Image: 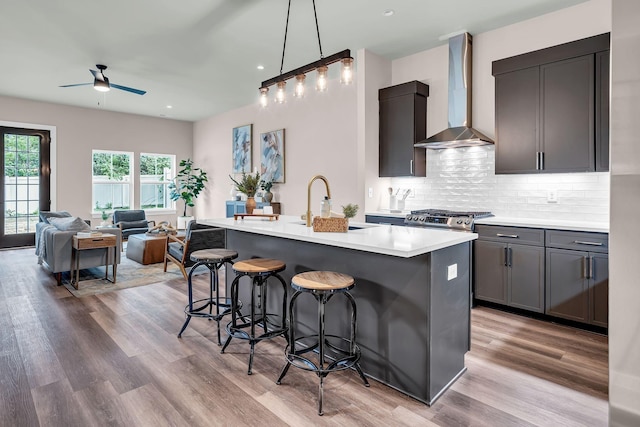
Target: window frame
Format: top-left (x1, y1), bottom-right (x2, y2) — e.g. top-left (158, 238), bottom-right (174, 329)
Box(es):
top-left (91, 149), bottom-right (134, 214)
top-left (139, 152), bottom-right (176, 212)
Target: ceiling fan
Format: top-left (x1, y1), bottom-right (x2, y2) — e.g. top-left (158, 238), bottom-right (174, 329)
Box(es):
top-left (60, 64), bottom-right (147, 95)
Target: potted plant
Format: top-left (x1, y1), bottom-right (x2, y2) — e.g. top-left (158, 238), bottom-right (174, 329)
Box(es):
top-left (169, 158), bottom-right (208, 229)
top-left (261, 180), bottom-right (274, 203)
top-left (229, 171), bottom-right (260, 213)
top-left (342, 203), bottom-right (359, 220)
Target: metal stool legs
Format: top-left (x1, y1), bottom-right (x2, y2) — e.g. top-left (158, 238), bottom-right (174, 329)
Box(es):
top-left (177, 259), bottom-right (234, 345)
top-left (277, 289), bottom-right (369, 416)
top-left (221, 270), bottom-right (288, 375)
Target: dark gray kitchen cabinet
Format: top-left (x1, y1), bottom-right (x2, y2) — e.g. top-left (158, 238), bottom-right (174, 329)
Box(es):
top-left (379, 81), bottom-right (429, 177)
top-left (545, 230), bottom-right (608, 327)
top-left (492, 33), bottom-right (610, 174)
top-left (474, 225), bottom-right (545, 312)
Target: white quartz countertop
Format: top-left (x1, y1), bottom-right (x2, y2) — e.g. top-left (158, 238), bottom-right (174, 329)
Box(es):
top-left (365, 211), bottom-right (609, 233)
top-left (199, 215), bottom-right (477, 258)
top-left (474, 216), bottom-right (609, 233)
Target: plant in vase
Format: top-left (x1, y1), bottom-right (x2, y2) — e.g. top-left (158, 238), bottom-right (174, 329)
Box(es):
top-left (260, 180), bottom-right (274, 203)
top-left (96, 202), bottom-right (113, 225)
top-left (169, 158), bottom-right (208, 229)
top-left (229, 171), bottom-right (260, 214)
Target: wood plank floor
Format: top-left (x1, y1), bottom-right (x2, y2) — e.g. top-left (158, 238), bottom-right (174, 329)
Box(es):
top-left (0, 248), bottom-right (608, 426)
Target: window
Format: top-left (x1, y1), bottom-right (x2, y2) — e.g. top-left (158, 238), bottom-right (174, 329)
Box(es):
top-left (140, 153), bottom-right (175, 209)
top-left (92, 150), bottom-right (133, 212)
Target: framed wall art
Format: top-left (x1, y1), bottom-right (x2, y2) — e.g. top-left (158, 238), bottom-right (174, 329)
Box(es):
top-left (260, 128), bottom-right (285, 183)
top-left (232, 124), bottom-right (252, 173)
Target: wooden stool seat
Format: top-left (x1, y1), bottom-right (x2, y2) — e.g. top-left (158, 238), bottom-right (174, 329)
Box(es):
top-left (292, 271), bottom-right (354, 291)
top-left (190, 249), bottom-right (238, 263)
top-left (232, 258), bottom-right (286, 274)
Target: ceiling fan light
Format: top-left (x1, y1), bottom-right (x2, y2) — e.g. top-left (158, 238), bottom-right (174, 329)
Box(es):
top-left (316, 65), bottom-right (328, 92)
top-left (340, 57), bottom-right (354, 85)
top-left (94, 79), bottom-right (110, 92)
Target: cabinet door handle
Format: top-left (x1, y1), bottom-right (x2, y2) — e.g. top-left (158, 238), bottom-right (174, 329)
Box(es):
top-left (504, 247), bottom-right (509, 267)
top-left (496, 233), bottom-right (519, 239)
top-left (540, 151), bottom-right (544, 170)
top-left (573, 240), bottom-right (604, 246)
top-left (536, 152), bottom-right (540, 170)
top-left (508, 247), bottom-right (513, 267)
top-left (582, 256), bottom-right (589, 279)
top-left (588, 256), bottom-right (594, 279)
top-left (410, 159), bottom-right (414, 175)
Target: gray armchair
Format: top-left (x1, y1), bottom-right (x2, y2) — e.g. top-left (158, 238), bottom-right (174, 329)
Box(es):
top-left (113, 209), bottom-right (155, 239)
top-left (163, 220), bottom-right (225, 279)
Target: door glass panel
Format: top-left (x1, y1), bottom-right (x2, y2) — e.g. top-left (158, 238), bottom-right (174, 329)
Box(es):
top-left (4, 132), bottom-right (40, 235)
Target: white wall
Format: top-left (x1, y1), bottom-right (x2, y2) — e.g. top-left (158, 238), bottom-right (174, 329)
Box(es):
top-left (610, 1), bottom-right (640, 424)
top-left (0, 95), bottom-right (193, 224)
top-left (384, 0), bottom-right (611, 222)
top-left (194, 77), bottom-right (359, 220)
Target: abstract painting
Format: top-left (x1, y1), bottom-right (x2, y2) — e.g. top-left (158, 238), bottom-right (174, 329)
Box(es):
top-left (260, 129), bottom-right (285, 183)
top-left (232, 124), bottom-right (252, 173)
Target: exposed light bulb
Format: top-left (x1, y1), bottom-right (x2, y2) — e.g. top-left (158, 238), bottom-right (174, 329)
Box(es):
top-left (340, 57), bottom-right (353, 85)
top-left (259, 87), bottom-right (269, 108)
top-left (294, 74), bottom-right (306, 98)
top-left (316, 65), bottom-right (328, 92)
top-left (275, 81), bottom-right (286, 104)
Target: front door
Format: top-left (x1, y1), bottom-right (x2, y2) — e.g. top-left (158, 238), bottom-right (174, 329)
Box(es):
top-left (0, 126), bottom-right (51, 248)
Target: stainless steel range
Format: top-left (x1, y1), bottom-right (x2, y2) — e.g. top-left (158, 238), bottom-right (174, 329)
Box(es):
top-left (404, 209), bottom-right (493, 232)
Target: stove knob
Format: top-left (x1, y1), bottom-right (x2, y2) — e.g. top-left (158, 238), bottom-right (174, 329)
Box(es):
top-left (412, 215), bottom-right (419, 221)
top-left (464, 219), bottom-right (472, 225)
top-left (456, 219), bottom-right (463, 224)
top-left (419, 217), bottom-right (426, 222)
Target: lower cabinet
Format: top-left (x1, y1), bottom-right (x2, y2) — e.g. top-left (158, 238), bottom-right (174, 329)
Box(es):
top-left (545, 230), bottom-right (609, 327)
top-left (474, 225), bottom-right (609, 328)
top-left (474, 226), bottom-right (545, 313)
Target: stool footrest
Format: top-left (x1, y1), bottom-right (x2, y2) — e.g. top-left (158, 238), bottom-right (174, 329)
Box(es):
top-left (284, 334), bottom-right (362, 374)
top-left (183, 297), bottom-right (238, 320)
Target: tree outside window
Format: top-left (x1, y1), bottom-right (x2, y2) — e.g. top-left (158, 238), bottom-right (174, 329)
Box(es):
top-left (92, 150), bottom-right (132, 212)
top-left (140, 153), bottom-right (174, 209)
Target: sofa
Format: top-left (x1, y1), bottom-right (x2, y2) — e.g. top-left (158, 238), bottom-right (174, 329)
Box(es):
top-left (36, 212), bottom-right (122, 285)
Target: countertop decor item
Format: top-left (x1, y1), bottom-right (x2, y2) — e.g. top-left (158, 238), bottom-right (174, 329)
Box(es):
top-left (342, 203), bottom-right (359, 219)
top-left (257, 0), bottom-right (353, 108)
top-left (230, 171), bottom-right (261, 214)
top-left (169, 158), bottom-right (208, 218)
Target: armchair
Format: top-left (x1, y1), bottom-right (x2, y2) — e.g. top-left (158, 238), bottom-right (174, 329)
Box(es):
top-left (113, 210), bottom-right (155, 239)
top-left (164, 220), bottom-right (226, 279)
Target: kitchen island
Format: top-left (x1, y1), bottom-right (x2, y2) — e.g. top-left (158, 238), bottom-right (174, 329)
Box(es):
top-left (200, 215), bottom-right (477, 405)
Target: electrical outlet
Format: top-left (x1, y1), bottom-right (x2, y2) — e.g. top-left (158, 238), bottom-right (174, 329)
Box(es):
top-left (368, 187), bottom-right (373, 198)
top-left (447, 264), bottom-right (458, 281)
top-left (547, 189), bottom-right (558, 203)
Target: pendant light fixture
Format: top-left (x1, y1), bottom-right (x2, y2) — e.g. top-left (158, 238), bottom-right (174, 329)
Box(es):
top-left (258, 0), bottom-right (353, 107)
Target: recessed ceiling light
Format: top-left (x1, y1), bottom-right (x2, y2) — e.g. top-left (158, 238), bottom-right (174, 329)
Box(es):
top-left (382, 9), bottom-right (394, 17)
top-left (257, 65), bottom-right (265, 70)
top-left (166, 105), bottom-right (173, 109)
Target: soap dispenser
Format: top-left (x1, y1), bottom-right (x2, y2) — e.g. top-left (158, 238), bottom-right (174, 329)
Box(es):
top-left (320, 196), bottom-right (332, 218)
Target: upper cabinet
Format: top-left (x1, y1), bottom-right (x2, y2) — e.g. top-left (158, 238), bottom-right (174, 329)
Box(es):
top-left (379, 81), bottom-right (429, 177)
top-left (492, 33), bottom-right (610, 174)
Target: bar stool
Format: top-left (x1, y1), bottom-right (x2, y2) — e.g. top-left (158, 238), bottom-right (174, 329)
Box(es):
top-left (221, 258), bottom-right (288, 375)
top-left (177, 248), bottom-right (239, 345)
top-left (276, 271), bottom-right (369, 416)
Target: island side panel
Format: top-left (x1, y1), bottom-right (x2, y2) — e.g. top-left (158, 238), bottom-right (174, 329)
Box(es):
top-left (225, 229), bottom-right (470, 404)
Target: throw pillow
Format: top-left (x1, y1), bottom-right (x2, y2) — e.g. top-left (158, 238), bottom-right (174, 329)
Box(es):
top-left (39, 211), bottom-right (72, 224)
top-left (118, 220), bottom-right (150, 229)
top-left (49, 216), bottom-right (92, 232)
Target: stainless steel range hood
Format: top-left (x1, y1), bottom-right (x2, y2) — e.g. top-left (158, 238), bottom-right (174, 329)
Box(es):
top-left (414, 32), bottom-right (494, 149)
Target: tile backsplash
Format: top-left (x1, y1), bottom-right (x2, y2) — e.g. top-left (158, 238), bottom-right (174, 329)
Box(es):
top-left (389, 146), bottom-right (610, 223)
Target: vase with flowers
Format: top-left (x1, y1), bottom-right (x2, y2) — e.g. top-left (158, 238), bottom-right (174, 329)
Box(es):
top-left (261, 180), bottom-right (274, 203)
top-left (230, 171), bottom-right (261, 214)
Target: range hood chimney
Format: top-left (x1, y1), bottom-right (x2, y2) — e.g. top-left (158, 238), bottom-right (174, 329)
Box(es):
top-left (414, 32), bottom-right (494, 149)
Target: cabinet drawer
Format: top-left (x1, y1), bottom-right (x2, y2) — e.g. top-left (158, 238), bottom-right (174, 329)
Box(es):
top-left (475, 225), bottom-right (544, 246)
top-left (546, 230), bottom-right (608, 253)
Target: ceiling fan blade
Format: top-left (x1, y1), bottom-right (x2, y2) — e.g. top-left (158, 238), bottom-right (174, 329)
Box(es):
top-left (110, 83), bottom-right (147, 96)
top-left (59, 83), bottom-right (93, 88)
